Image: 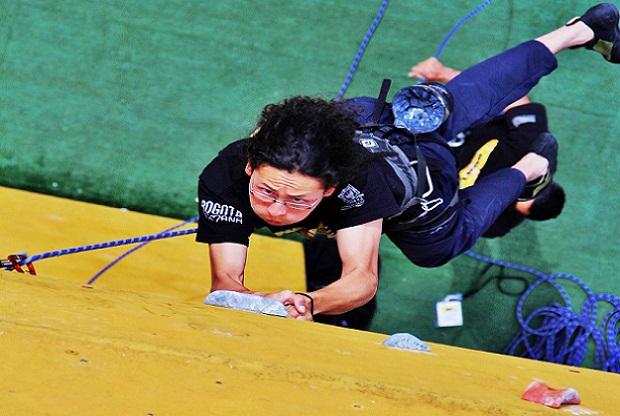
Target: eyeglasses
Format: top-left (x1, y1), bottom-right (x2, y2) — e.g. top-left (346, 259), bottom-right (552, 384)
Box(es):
top-left (249, 176), bottom-right (320, 210)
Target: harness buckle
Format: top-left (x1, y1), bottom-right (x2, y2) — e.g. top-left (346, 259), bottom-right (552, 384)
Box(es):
top-left (1, 254), bottom-right (36, 275)
top-left (420, 197), bottom-right (444, 212)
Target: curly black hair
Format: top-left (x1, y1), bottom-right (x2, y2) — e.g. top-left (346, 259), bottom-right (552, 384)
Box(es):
top-left (247, 96), bottom-right (366, 187)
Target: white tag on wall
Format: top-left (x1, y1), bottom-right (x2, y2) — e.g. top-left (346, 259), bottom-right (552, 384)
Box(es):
top-left (435, 294), bottom-right (464, 327)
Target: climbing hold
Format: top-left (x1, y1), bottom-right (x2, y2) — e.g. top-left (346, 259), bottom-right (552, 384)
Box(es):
top-left (521, 380), bottom-right (580, 408)
top-left (383, 333), bottom-right (431, 352)
top-left (205, 290), bottom-right (288, 317)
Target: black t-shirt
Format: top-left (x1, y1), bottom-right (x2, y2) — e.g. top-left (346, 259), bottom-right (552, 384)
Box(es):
top-left (196, 96), bottom-right (458, 246)
top-left (196, 139), bottom-right (403, 246)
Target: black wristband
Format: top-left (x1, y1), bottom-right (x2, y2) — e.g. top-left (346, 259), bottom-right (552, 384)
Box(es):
top-left (295, 292), bottom-right (314, 315)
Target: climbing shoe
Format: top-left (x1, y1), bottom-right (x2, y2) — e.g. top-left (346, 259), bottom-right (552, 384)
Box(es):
top-left (517, 132), bottom-right (558, 201)
top-left (568, 3), bottom-right (620, 63)
top-left (518, 170), bottom-right (552, 202)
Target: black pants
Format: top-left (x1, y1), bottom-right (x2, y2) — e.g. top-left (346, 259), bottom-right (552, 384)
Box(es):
top-left (303, 235), bottom-right (377, 329)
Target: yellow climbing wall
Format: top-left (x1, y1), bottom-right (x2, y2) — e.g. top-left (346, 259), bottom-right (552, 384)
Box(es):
top-left (2, 186), bottom-right (620, 415)
top-left (3, 269), bottom-right (620, 415)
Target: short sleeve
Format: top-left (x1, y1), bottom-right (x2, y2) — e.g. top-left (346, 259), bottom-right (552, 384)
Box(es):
top-left (196, 179), bottom-right (254, 246)
top-left (195, 142), bottom-right (255, 246)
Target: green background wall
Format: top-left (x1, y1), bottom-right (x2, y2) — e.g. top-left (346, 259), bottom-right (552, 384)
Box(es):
top-left (2, 0), bottom-right (619, 364)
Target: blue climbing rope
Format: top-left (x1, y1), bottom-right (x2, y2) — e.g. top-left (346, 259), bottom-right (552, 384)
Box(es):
top-left (434, 0), bottom-right (494, 59)
top-left (335, 0), bottom-right (389, 100)
top-left (84, 216), bottom-right (199, 286)
top-left (336, 0), bottom-right (494, 96)
top-left (18, 228), bottom-right (197, 266)
top-left (465, 250), bottom-right (620, 372)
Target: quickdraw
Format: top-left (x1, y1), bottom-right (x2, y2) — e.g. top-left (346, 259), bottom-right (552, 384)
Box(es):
top-left (1, 254), bottom-right (36, 275)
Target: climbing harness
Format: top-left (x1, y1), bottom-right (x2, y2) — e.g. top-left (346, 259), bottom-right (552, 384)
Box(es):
top-left (352, 78), bottom-right (460, 231)
top-left (337, 0), bottom-right (490, 229)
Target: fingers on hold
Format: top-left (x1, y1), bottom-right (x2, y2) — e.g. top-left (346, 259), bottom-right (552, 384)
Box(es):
top-left (285, 305), bottom-right (300, 318)
top-left (293, 298), bottom-right (306, 314)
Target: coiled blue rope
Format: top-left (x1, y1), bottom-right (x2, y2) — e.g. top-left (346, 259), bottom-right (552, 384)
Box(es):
top-left (465, 250), bottom-right (620, 372)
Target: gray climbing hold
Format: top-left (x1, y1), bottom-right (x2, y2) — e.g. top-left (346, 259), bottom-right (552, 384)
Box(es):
top-left (204, 290), bottom-right (288, 317)
top-left (383, 333), bottom-right (431, 352)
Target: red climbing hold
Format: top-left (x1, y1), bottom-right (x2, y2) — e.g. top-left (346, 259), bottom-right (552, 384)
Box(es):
top-left (522, 380), bottom-right (580, 408)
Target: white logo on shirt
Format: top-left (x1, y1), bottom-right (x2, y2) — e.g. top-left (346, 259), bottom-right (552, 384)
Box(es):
top-left (201, 200), bottom-right (243, 224)
top-left (338, 184), bottom-right (365, 210)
